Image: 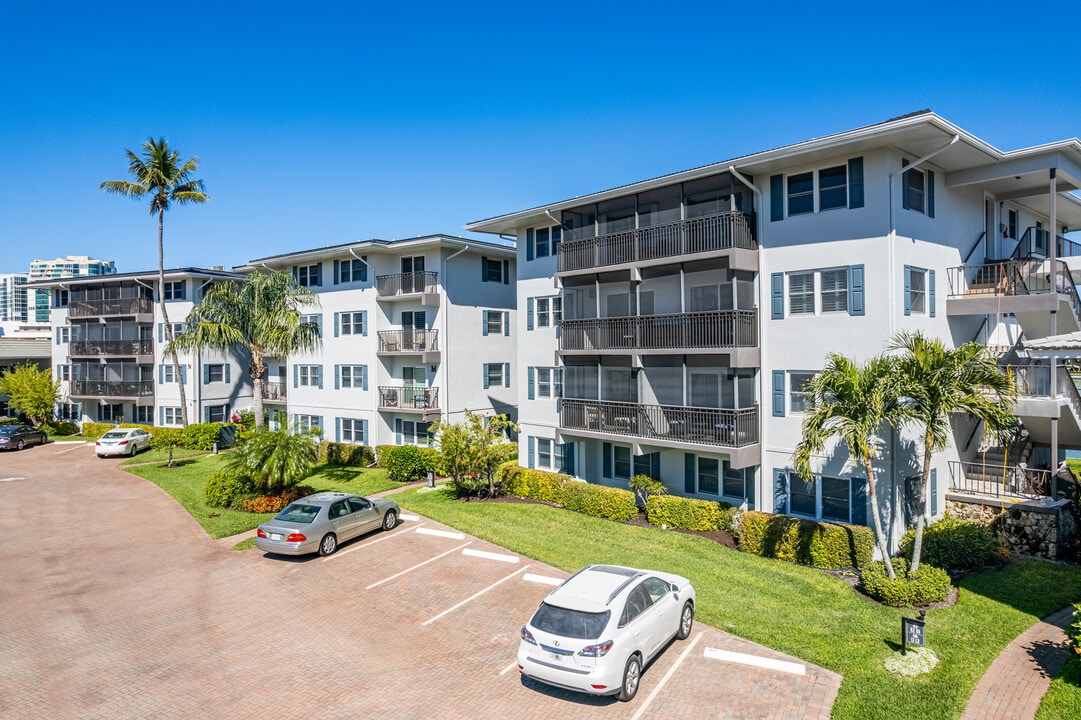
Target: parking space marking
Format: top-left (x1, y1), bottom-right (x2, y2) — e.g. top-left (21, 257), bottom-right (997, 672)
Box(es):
top-left (499, 660), bottom-right (518, 677)
top-left (523, 573), bottom-right (563, 586)
top-left (0, 477), bottom-right (26, 482)
top-left (323, 523), bottom-right (426, 561)
top-left (422, 565), bottom-right (530, 626)
top-left (703, 647), bottom-right (805, 676)
top-left (462, 548), bottom-right (518, 563)
top-left (400, 513), bottom-right (420, 522)
top-left (366, 542), bottom-right (472, 590)
top-left (630, 632), bottom-right (703, 720)
top-left (54, 444), bottom-right (88, 454)
top-left (415, 527), bottom-right (465, 540)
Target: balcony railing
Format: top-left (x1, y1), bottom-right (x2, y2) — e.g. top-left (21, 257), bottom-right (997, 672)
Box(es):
top-left (376, 271), bottom-right (438, 297)
top-left (1003, 363), bottom-right (1081, 421)
top-left (261, 381), bottom-right (288, 402)
top-left (377, 329), bottom-right (440, 353)
top-left (560, 398), bottom-right (758, 448)
top-left (69, 297), bottom-right (154, 318)
top-left (378, 386), bottom-right (439, 410)
top-left (69, 339), bottom-right (154, 357)
top-left (70, 380), bottom-right (154, 398)
top-left (558, 211), bottom-right (756, 273)
top-left (948, 460), bottom-right (1050, 500)
top-left (560, 310), bottom-right (757, 352)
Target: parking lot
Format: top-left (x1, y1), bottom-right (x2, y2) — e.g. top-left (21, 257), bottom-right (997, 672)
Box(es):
top-left (0, 442), bottom-right (840, 719)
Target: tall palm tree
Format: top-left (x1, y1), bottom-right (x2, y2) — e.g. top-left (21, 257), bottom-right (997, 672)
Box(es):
top-left (890, 331), bottom-right (1017, 573)
top-left (793, 354), bottom-right (905, 579)
top-left (168, 270), bottom-right (321, 428)
top-left (100, 138), bottom-right (209, 426)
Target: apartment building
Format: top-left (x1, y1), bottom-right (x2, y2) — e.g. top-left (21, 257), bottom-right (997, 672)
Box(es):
top-left (466, 110), bottom-right (1081, 549)
top-left (0, 274), bottom-right (30, 323)
top-left (30, 267), bottom-right (254, 425)
top-left (240, 235), bottom-right (516, 446)
top-left (29, 256), bottom-right (117, 323)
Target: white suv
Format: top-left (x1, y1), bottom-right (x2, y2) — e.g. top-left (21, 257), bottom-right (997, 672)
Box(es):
top-left (517, 564), bottom-right (695, 702)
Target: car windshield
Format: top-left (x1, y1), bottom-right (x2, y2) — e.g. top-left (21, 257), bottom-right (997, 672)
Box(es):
top-left (0, 427), bottom-right (17, 435)
top-left (273, 504), bottom-right (321, 524)
top-left (530, 603), bottom-right (610, 640)
top-left (102, 431), bottom-right (128, 439)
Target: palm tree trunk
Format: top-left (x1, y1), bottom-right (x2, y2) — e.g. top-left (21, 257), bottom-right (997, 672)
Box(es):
top-left (249, 348), bottom-right (266, 429)
top-left (909, 440), bottom-right (935, 574)
top-left (863, 454), bottom-right (897, 579)
top-left (157, 207), bottom-right (189, 427)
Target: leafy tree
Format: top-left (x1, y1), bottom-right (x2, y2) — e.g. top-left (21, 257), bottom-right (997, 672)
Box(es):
top-left (431, 411), bottom-right (518, 497)
top-left (101, 138), bottom-right (209, 427)
top-left (223, 427), bottom-right (317, 493)
top-left (890, 331), bottom-right (1016, 573)
top-left (793, 354), bottom-right (905, 579)
top-left (167, 270), bottom-right (321, 428)
top-left (629, 474), bottom-right (667, 508)
top-left (0, 363), bottom-right (60, 426)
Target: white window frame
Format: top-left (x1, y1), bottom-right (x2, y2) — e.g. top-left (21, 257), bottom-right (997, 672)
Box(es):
top-left (486, 311), bottom-right (504, 336)
top-left (486, 362), bottom-right (504, 387)
top-left (788, 474), bottom-right (853, 524)
top-left (163, 280), bottom-right (185, 301)
top-left (613, 445), bottom-right (631, 480)
top-left (298, 365), bottom-right (320, 387)
top-left (205, 364), bottom-right (224, 383)
top-left (537, 438), bottom-right (554, 469)
top-left (341, 418), bottom-right (366, 444)
top-left (909, 268), bottom-right (928, 314)
top-left (789, 371), bottom-right (815, 413)
top-left (163, 407), bottom-right (182, 426)
top-left (341, 311), bottom-right (365, 336)
top-left (297, 414), bottom-right (322, 433)
top-left (341, 365), bottom-right (365, 389)
top-left (297, 264), bottom-right (321, 287)
top-left (162, 365), bottom-right (175, 383)
top-left (339, 259), bottom-right (365, 284)
top-left (788, 268), bottom-right (849, 316)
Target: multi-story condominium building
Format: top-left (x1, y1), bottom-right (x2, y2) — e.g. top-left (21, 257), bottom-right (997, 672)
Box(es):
top-left (240, 235), bottom-right (516, 447)
top-left (0, 273), bottom-right (30, 322)
top-left (29, 256), bottom-right (117, 323)
top-left (466, 110), bottom-right (1081, 549)
top-left (30, 267), bottom-right (253, 425)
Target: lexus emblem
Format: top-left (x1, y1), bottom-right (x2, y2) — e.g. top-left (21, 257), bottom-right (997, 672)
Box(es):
top-left (553, 640), bottom-right (560, 647)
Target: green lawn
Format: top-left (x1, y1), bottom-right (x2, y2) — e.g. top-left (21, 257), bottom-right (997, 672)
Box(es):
top-left (125, 456), bottom-right (399, 539)
top-left (1038, 659), bottom-right (1081, 719)
top-left (120, 446), bottom-right (207, 465)
top-left (397, 486), bottom-right (1081, 720)
top-left (48, 436), bottom-right (87, 442)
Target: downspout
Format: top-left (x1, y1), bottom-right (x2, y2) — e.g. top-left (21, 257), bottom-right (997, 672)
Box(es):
top-left (442, 243), bottom-right (471, 425)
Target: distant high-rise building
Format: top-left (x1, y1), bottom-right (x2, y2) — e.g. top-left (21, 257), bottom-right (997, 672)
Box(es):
top-left (0, 274), bottom-right (30, 322)
top-left (27, 256), bottom-right (117, 323)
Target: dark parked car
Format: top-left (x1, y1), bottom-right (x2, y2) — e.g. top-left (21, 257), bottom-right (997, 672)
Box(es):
top-left (0, 425), bottom-right (48, 450)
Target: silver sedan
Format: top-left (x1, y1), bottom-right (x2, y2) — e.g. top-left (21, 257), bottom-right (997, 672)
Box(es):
top-left (255, 492), bottom-right (400, 557)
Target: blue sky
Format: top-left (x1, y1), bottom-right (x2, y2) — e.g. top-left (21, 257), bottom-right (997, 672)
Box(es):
top-left (2, 0), bottom-right (1080, 274)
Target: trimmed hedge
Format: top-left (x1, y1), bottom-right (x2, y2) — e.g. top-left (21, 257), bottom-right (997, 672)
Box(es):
top-left (385, 445), bottom-right (438, 483)
top-left (498, 461), bottom-right (568, 504)
top-left (860, 558), bottom-right (951, 607)
top-left (736, 511), bottom-right (875, 569)
top-left (900, 515), bottom-right (1000, 573)
top-left (149, 427), bottom-right (184, 449)
top-left (205, 470), bottom-right (253, 509)
top-left (646, 494), bottom-right (736, 532)
top-left (180, 423), bottom-right (227, 451)
top-left (81, 421), bottom-right (147, 439)
top-left (80, 421), bottom-right (223, 451)
top-left (374, 445), bottom-right (396, 468)
top-left (44, 420), bottom-right (79, 436)
top-left (318, 441), bottom-right (376, 467)
top-left (562, 480), bottom-right (638, 522)
top-left (0, 418), bottom-right (22, 426)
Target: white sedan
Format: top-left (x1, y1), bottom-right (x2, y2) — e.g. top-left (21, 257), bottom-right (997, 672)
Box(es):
top-left (95, 428), bottom-right (153, 457)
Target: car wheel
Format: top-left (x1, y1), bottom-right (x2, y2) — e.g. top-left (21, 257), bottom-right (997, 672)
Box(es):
top-left (129, 443), bottom-right (136, 456)
top-left (617, 654), bottom-right (642, 702)
top-left (318, 533), bottom-right (338, 556)
top-left (16, 440), bottom-right (24, 450)
top-left (677, 601), bottom-right (694, 640)
top-left (382, 510), bottom-right (398, 531)
top-left (40, 434), bottom-right (48, 446)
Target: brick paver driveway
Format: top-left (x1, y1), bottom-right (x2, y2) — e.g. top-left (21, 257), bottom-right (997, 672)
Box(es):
top-left (0, 444), bottom-right (840, 719)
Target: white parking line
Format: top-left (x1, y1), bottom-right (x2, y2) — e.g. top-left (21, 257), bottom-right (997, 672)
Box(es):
top-left (499, 660), bottom-right (519, 677)
top-left (462, 548), bottom-right (519, 563)
top-left (400, 513), bottom-right (420, 521)
top-left (0, 477), bottom-right (26, 482)
top-left (523, 573), bottom-right (563, 586)
top-left (54, 444), bottom-right (88, 454)
top-left (422, 565), bottom-right (530, 626)
top-left (323, 523), bottom-right (426, 561)
top-left (630, 632), bottom-right (703, 720)
top-left (415, 527), bottom-right (466, 539)
top-left (366, 542), bottom-right (472, 589)
top-left (703, 647), bottom-right (806, 676)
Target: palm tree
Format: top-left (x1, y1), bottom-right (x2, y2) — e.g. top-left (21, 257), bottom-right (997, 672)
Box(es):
top-left (890, 331), bottom-right (1017, 573)
top-left (224, 427), bottom-right (318, 493)
top-left (168, 270), bottom-right (321, 428)
top-left (100, 138), bottom-right (209, 427)
top-left (793, 354), bottom-right (905, 579)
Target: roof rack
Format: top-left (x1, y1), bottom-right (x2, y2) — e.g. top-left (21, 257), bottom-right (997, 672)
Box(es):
top-left (606, 572), bottom-right (646, 606)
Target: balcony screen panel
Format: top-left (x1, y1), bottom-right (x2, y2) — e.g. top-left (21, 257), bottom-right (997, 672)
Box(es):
top-left (684, 173), bottom-right (733, 218)
top-left (637, 185), bottom-right (681, 228)
top-left (603, 369), bottom-right (636, 403)
top-left (597, 197), bottom-right (636, 236)
top-left (645, 367), bottom-right (683, 406)
top-left (736, 372), bottom-right (756, 409)
top-left (561, 207), bottom-right (596, 240)
top-left (690, 373), bottom-right (719, 408)
top-left (605, 293), bottom-right (632, 317)
top-left (564, 365), bottom-right (598, 400)
top-left (689, 285), bottom-right (719, 312)
top-left (735, 277), bottom-right (755, 310)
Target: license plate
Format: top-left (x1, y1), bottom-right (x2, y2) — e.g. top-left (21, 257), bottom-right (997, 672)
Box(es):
top-left (548, 653), bottom-right (562, 662)
top-left (269, 533), bottom-right (283, 541)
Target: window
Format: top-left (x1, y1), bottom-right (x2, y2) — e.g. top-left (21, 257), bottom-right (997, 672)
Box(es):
top-left (787, 172), bottom-right (814, 216)
top-left (819, 269), bottom-right (848, 313)
top-left (57, 403), bottom-right (80, 420)
top-left (537, 298), bottom-right (550, 327)
top-left (788, 272), bottom-right (814, 315)
top-left (161, 364), bottom-right (175, 383)
top-left (338, 311), bottom-right (366, 336)
top-left (296, 414), bottom-right (323, 433)
top-left (783, 267), bottom-right (859, 317)
top-left (341, 418), bottom-right (367, 444)
top-left (134, 406), bottom-right (153, 424)
top-left (527, 225), bottom-right (562, 260)
top-left (613, 446), bottom-right (631, 480)
top-left (484, 362), bottom-right (509, 388)
top-left (908, 268), bottom-right (927, 314)
top-left (529, 367), bottom-right (562, 399)
top-left (338, 258), bottom-right (366, 284)
top-left (818, 165), bottom-right (847, 210)
top-left (482, 257), bottom-right (505, 283)
top-left (56, 364), bottom-right (70, 381)
top-left (205, 364), bottom-right (224, 383)
top-left (1008, 209), bottom-right (1018, 240)
top-left (399, 419), bottom-right (431, 446)
top-left (787, 473), bottom-right (852, 522)
top-left (296, 263), bottom-right (321, 287)
top-left (340, 365), bottom-right (366, 389)
top-left (97, 403), bottom-right (123, 422)
top-left (904, 167), bottom-right (925, 213)
top-left (619, 585), bottom-right (652, 627)
top-left (301, 314), bottom-right (322, 338)
top-left (537, 438), bottom-right (553, 469)
top-left (57, 327), bottom-right (69, 344)
top-left (535, 228), bottom-right (550, 258)
top-left (789, 372), bottom-right (815, 412)
top-left (486, 311), bottom-right (504, 336)
top-left (552, 297), bottom-right (562, 324)
top-left (722, 463), bottom-right (747, 500)
top-left (698, 458), bottom-right (719, 495)
top-left (537, 368), bottom-right (551, 397)
top-left (297, 365), bottom-right (322, 388)
top-left (53, 289), bottom-right (69, 308)
top-left (163, 281), bottom-right (185, 300)
top-left (821, 477), bottom-right (851, 523)
top-left (163, 407), bottom-right (182, 426)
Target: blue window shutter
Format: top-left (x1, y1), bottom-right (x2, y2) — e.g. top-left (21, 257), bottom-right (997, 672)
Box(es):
top-left (395, 418), bottom-right (402, 445)
top-left (158, 323), bottom-right (163, 343)
top-left (771, 273), bottom-right (784, 319)
top-left (483, 364), bottom-right (490, 389)
top-left (848, 157), bottom-right (864, 209)
top-left (293, 413), bottom-right (298, 430)
top-left (852, 477), bottom-right (868, 526)
top-left (203, 365), bottom-right (210, 384)
top-left (565, 444), bottom-right (576, 476)
top-left (158, 406), bottom-right (164, 425)
top-left (361, 419), bottom-right (368, 445)
top-left (314, 263), bottom-right (322, 287)
top-left (928, 170), bottom-right (935, 218)
top-left (224, 364), bottom-right (230, 384)
top-left (55, 328), bottom-right (60, 345)
top-left (503, 260), bottom-right (509, 285)
top-left (929, 269), bottom-right (936, 317)
top-left (334, 312), bottom-right (340, 337)
top-left (360, 257), bottom-right (368, 282)
top-left (334, 364), bottom-right (340, 390)
top-left (333, 260), bottom-right (340, 285)
top-left (527, 366), bottom-right (535, 400)
top-left (848, 265), bottom-right (865, 316)
top-left (745, 467), bottom-right (756, 510)
top-left (603, 442), bottom-right (612, 478)
top-left (526, 228), bottom-right (534, 261)
top-left (293, 365), bottom-right (298, 389)
top-left (773, 469), bottom-right (789, 514)
top-left (504, 362), bottom-right (510, 388)
top-left (770, 174), bottom-right (784, 221)
top-left (316, 366), bottom-right (323, 390)
top-left (204, 406), bottom-right (211, 423)
top-left (335, 417), bottom-right (341, 442)
top-left (685, 453), bottom-right (695, 494)
top-left (772, 370), bottom-right (786, 417)
top-left (361, 311), bottom-right (367, 337)
top-left (158, 365), bottom-right (164, 384)
top-left (503, 311), bottom-right (510, 336)
top-left (527, 297), bottom-right (534, 330)
top-left (903, 265), bottom-right (912, 316)
top-left (291, 265), bottom-right (298, 282)
top-left (180, 366), bottom-right (187, 384)
top-left (901, 161), bottom-right (911, 210)
top-left (527, 436), bottom-right (535, 468)
top-left (362, 365), bottom-right (368, 391)
top-left (481, 257), bottom-right (488, 282)
top-left (930, 468), bottom-right (939, 516)
top-left (482, 310), bottom-right (489, 336)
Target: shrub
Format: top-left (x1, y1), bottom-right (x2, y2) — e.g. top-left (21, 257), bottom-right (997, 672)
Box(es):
top-left (498, 461), bottom-right (567, 504)
top-left (418, 447), bottom-right (443, 476)
top-left (43, 420), bottom-right (79, 436)
top-left (0, 418), bottom-right (22, 427)
top-left (318, 441), bottom-right (376, 467)
top-left (900, 514), bottom-right (1000, 573)
top-left (205, 470), bottom-right (253, 509)
top-left (374, 445), bottom-right (396, 467)
top-left (149, 426), bottom-right (184, 449)
top-left (736, 511), bottom-right (875, 569)
top-left (629, 473), bottom-right (667, 507)
top-left (562, 481), bottom-right (638, 522)
top-left (384, 445), bottom-right (436, 483)
top-left (238, 488), bottom-right (305, 514)
top-left (81, 421), bottom-right (153, 439)
top-left (646, 495), bottom-right (736, 532)
top-left (181, 422), bottom-right (226, 451)
top-left (860, 558), bottom-right (951, 607)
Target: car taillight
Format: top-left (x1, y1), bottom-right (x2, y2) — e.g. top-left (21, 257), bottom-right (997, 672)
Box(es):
top-left (95, 441), bottom-right (101, 446)
top-left (579, 640), bottom-right (613, 657)
top-left (286, 533), bottom-right (307, 542)
top-left (256, 529), bottom-right (267, 539)
top-left (520, 627), bottom-right (537, 645)
top-left (118, 440), bottom-right (128, 445)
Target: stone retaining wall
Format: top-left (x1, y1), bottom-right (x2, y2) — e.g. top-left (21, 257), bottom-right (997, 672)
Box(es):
top-left (946, 495), bottom-right (1077, 559)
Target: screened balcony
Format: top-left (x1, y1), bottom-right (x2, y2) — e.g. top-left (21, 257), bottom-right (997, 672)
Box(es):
top-left (69, 285), bottom-right (155, 319)
top-left (560, 399), bottom-right (758, 449)
top-left (560, 310), bottom-right (756, 353)
top-left (261, 381), bottom-right (288, 402)
top-left (69, 339), bottom-right (154, 359)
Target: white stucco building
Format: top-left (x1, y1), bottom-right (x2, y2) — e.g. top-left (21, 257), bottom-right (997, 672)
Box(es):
top-left (466, 110), bottom-right (1081, 549)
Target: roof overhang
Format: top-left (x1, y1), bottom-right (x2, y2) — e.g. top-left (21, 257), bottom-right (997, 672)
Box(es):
top-left (25, 267), bottom-right (245, 290)
top-left (238, 234), bottom-right (515, 271)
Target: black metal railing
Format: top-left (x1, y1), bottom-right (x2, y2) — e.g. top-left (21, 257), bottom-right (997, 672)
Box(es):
top-left (378, 386), bottom-right (439, 410)
top-left (69, 297), bottom-right (154, 318)
top-left (1010, 226), bottom-right (1081, 261)
top-left (376, 271), bottom-right (438, 297)
top-left (947, 258), bottom-right (1081, 315)
top-left (377, 329), bottom-right (440, 353)
top-left (261, 381), bottom-right (288, 401)
top-left (69, 380), bottom-right (154, 398)
top-left (69, 339), bottom-right (154, 357)
top-left (558, 211), bottom-right (756, 273)
top-left (560, 310), bottom-right (757, 351)
top-left (560, 398), bottom-right (758, 448)
top-left (948, 460), bottom-right (1049, 499)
